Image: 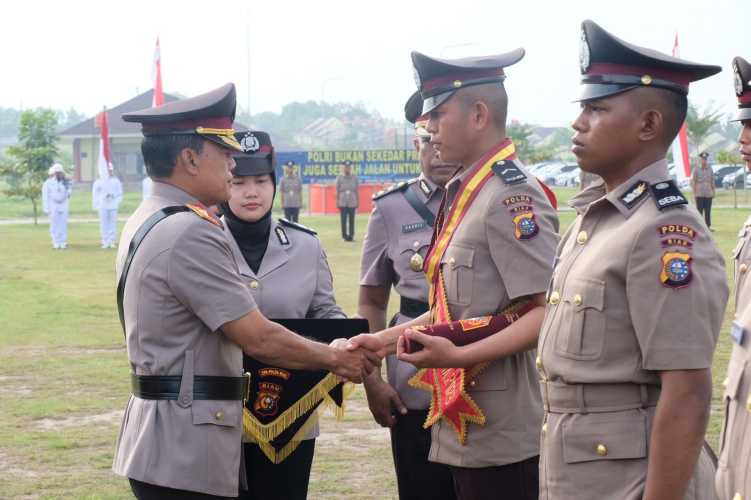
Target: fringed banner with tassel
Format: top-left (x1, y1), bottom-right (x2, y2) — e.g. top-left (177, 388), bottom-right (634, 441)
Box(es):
top-left (242, 318), bottom-right (368, 463)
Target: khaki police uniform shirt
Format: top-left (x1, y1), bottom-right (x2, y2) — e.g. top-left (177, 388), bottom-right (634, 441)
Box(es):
top-left (537, 160), bottom-right (727, 500)
top-left (360, 174), bottom-right (443, 409)
top-left (223, 217), bottom-right (345, 440)
top-left (691, 165), bottom-right (715, 198)
top-left (112, 182), bottom-right (257, 497)
top-left (336, 174), bottom-right (359, 208)
top-left (716, 214), bottom-right (751, 500)
top-left (279, 175), bottom-right (303, 208)
top-left (429, 155), bottom-right (559, 467)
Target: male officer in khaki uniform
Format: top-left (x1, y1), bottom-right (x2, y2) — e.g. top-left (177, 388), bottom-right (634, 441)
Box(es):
top-left (716, 55), bottom-right (751, 500)
top-left (691, 151), bottom-right (716, 229)
top-left (351, 49), bottom-right (559, 499)
top-left (536, 20), bottom-right (727, 500)
top-left (112, 83), bottom-right (377, 499)
top-left (336, 160), bottom-right (359, 241)
top-left (279, 160), bottom-right (302, 222)
top-left (359, 91), bottom-right (459, 500)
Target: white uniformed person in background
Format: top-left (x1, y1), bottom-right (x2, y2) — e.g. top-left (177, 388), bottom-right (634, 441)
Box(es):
top-left (359, 91), bottom-right (460, 500)
top-left (716, 55), bottom-right (751, 500)
top-left (336, 160), bottom-right (359, 241)
top-left (536, 20), bottom-right (727, 500)
top-left (690, 151), bottom-right (715, 230)
top-left (42, 163), bottom-right (72, 249)
top-left (113, 83), bottom-right (380, 500)
top-left (279, 160), bottom-right (303, 222)
top-left (220, 130), bottom-right (346, 500)
top-left (92, 164), bottom-right (123, 248)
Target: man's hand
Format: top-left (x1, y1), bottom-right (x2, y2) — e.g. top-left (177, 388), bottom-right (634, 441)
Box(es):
top-left (397, 328), bottom-right (462, 368)
top-left (346, 333), bottom-right (388, 359)
top-left (364, 374), bottom-right (407, 428)
top-left (330, 339), bottom-right (379, 384)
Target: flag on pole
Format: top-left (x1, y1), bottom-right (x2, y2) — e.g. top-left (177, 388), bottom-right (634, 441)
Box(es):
top-left (152, 37), bottom-right (164, 107)
top-left (95, 109), bottom-right (111, 180)
top-left (670, 34), bottom-right (691, 184)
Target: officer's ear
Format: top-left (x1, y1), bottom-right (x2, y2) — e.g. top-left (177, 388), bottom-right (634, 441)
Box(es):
top-left (637, 108), bottom-right (663, 144)
top-left (178, 148), bottom-right (201, 176)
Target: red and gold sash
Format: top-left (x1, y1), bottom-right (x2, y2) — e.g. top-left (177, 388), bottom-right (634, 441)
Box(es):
top-left (412, 140), bottom-right (516, 444)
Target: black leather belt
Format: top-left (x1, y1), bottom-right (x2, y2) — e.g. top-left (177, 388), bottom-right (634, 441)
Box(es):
top-left (400, 297), bottom-right (429, 318)
top-left (131, 373), bottom-right (251, 401)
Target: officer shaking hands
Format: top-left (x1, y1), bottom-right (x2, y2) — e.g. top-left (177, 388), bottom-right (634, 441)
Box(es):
top-left (111, 83), bottom-right (381, 500)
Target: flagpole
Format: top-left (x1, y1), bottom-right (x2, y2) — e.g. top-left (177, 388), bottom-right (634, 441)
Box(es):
top-left (246, 20), bottom-right (251, 118)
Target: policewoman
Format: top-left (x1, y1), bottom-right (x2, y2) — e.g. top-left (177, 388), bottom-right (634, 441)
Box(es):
top-left (536, 21), bottom-right (727, 500)
top-left (221, 130), bottom-right (346, 500)
top-left (716, 56), bottom-right (751, 500)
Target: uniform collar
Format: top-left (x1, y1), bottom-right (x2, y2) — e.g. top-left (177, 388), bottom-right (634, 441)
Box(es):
top-left (417, 173), bottom-right (443, 203)
top-left (151, 181), bottom-right (202, 206)
top-left (571, 159), bottom-right (671, 218)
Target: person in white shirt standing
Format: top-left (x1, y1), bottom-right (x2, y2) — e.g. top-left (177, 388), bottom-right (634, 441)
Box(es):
top-left (42, 163), bottom-right (72, 249)
top-left (92, 164), bottom-right (123, 248)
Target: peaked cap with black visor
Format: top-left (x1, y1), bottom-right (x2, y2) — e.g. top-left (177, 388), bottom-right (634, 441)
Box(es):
top-left (232, 130), bottom-right (275, 178)
top-left (577, 20), bottom-right (721, 102)
top-left (122, 83), bottom-right (243, 152)
top-left (412, 48), bottom-right (525, 116)
top-left (731, 56), bottom-right (751, 122)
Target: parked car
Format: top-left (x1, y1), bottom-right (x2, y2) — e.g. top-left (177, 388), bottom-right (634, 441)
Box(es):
top-left (721, 167), bottom-right (746, 189)
top-left (554, 165), bottom-right (581, 186)
top-left (713, 164), bottom-right (741, 188)
top-left (543, 163), bottom-right (577, 185)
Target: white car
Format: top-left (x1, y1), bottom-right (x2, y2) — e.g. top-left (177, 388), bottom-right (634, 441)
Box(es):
top-left (554, 165), bottom-right (581, 186)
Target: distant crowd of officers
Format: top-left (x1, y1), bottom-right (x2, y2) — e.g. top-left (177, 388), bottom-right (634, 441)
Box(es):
top-left (44, 16), bottom-right (751, 500)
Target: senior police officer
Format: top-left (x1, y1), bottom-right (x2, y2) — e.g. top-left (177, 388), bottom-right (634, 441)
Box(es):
top-left (690, 151), bottom-right (715, 230)
top-left (536, 21), bottom-right (727, 500)
top-left (336, 160), bottom-right (359, 241)
top-left (359, 91), bottom-right (460, 500)
top-left (112, 83), bottom-right (378, 500)
top-left (716, 55), bottom-right (751, 500)
top-left (351, 48), bottom-right (560, 499)
top-left (279, 160), bottom-right (303, 222)
top-left (42, 163), bottom-right (72, 249)
top-left (92, 164), bottom-right (124, 248)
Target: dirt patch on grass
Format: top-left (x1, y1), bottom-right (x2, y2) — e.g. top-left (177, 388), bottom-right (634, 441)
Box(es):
top-left (36, 410), bottom-right (123, 430)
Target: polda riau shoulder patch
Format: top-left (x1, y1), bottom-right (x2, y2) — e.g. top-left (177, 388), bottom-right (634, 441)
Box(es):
top-left (185, 203), bottom-right (222, 227)
top-left (649, 180), bottom-right (688, 211)
top-left (492, 160), bottom-right (527, 185)
top-left (619, 180), bottom-right (648, 209)
top-left (512, 211), bottom-right (539, 240)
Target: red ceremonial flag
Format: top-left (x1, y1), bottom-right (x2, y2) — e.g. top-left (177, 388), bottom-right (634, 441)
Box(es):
top-left (152, 37), bottom-right (164, 107)
top-left (670, 33), bottom-right (691, 183)
top-left (95, 109), bottom-right (111, 180)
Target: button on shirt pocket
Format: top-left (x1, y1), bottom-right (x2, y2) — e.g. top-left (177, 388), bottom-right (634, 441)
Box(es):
top-left (554, 278), bottom-right (606, 360)
top-left (398, 235), bottom-right (430, 280)
top-left (441, 245), bottom-right (475, 306)
top-left (562, 412), bottom-right (647, 464)
top-left (192, 400), bottom-right (242, 428)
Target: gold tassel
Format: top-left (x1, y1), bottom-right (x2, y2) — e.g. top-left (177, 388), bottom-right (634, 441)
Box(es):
top-left (255, 413), bottom-right (320, 464)
top-left (243, 372), bottom-right (342, 443)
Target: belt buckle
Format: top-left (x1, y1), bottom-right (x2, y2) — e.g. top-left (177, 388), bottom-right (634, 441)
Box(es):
top-left (242, 372), bottom-right (252, 402)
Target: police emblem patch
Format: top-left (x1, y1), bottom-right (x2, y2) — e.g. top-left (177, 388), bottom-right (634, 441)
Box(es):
top-left (660, 251), bottom-right (692, 288)
top-left (579, 26), bottom-right (591, 73)
top-left (512, 212), bottom-right (539, 240)
top-left (240, 132), bottom-right (260, 153)
top-left (254, 381), bottom-right (282, 417)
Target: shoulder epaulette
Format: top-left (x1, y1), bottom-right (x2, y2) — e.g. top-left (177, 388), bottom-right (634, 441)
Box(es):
top-left (185, 203), bottom-right (222, 227)
top-left (648, 180), bottom-right (688, 211)
top-left (491, 159), bottom-right (527, 185)
top-left (372, 178), bottom-right (417, 200)
top-left (278, 218), bottom-right (317, 236)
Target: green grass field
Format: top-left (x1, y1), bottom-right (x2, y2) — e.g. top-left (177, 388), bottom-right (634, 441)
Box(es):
top-left (0, 195), bottom-right (744, 498)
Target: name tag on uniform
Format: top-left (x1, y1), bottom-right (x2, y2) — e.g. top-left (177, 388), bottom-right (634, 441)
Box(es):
top-left (731, 321), bottom-right (746, 345)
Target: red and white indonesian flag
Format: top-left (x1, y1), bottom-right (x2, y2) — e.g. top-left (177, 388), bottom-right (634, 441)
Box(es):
top-left (670, 34), bottom-right (691, 184)
top-left (152, 36), bottom-right (164, 107)
top-left (95, 109), bottom-right (111, 180)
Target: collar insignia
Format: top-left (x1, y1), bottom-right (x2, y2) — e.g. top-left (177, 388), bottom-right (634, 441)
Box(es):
top-left (619, 180), bottom-right (648, 209)
top-left (275, 226), bottom-right (289, 245)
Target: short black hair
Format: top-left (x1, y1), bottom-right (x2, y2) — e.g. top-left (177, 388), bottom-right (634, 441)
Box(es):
top-left (659, 90), bottom-right (688, 144)
top-left (458, 83), bottom-right (508, 129)
top-left (141, 135), bottom-right (205, 178)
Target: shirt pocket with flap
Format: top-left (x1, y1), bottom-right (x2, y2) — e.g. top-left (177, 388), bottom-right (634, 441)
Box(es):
top-left (192, 400), bottom-right (242, 428)
top-left (440, 245), bottom-right (475, 306)
top-left (398, 234), bottom-right (431, 281)
top-left (563, 411), bottom-right (647, 464)
top-left (554, 277), bottom-right (606, 360)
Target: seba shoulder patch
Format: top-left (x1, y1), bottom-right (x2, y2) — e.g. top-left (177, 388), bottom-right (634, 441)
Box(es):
top-left (649, 180), bottom-right (688, 211)
top-left (492, 160), bottom-right (527, 185)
